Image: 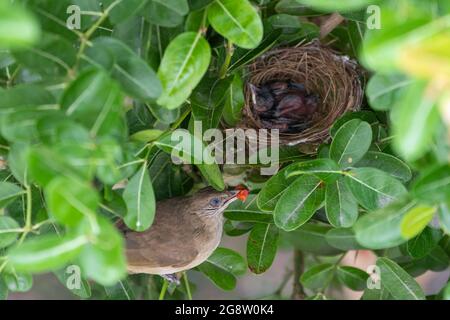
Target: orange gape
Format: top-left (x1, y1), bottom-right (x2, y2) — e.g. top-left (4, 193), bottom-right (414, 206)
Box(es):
top-left (236, 189), bottom-right (249, 202)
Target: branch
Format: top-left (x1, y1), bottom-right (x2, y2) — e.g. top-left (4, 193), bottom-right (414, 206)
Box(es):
top-left (291, 250), bottom-right (306, 300)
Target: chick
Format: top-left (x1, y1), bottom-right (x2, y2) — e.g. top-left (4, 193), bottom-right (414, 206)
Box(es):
top-left (249, 84), bottom-right (274, 112)
top-left (275, 93), bottom-right (319, 119)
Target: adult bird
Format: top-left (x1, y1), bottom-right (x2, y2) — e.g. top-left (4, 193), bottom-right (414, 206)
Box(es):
top-left (122, 188), bottom-right (246, 283)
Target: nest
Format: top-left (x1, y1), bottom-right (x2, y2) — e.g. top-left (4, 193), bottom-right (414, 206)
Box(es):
top-left (240, 40), bottom-right (363, 152)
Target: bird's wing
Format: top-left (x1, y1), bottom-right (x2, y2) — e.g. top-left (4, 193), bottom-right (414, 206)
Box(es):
top-left (125, 200), bottom-right (202, 270)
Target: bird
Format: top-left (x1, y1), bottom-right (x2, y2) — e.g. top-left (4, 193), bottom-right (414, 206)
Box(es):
top-left (275, 93), bottom-right (319, 119)
top-left (249, 83), bottom-right (274, 112)
top-left (122, 188), bottom-right (248, 283)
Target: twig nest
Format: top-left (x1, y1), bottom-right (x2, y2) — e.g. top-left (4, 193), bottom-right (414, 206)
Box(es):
top-left (241, 40), bottom-right (363, 152)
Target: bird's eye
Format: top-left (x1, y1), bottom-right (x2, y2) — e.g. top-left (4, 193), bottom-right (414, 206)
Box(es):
top-left (209, 198), bottom-right (221, 207)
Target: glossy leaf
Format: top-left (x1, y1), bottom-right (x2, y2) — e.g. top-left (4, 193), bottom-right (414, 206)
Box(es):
top-left (207, 0), bottom-right (263, 49)
top-left (392, 80), bottom-right (440, 161)
top-left (247, 223), bottom-right (279, 274)
top-left (155, 130), bottom-right (225, 190)
top-left (122, 163), bottom-right (156, 232)
top-left (284, 223), bottom-right (342, 256)
top-left (8, 234), bottom-right (88, 273)
top-left (325, 228), bottom-right (364, 251)
top-left (143, 0), bottom-right (189, 28)
top-left (85, 38), bottom-right (162, 101)
top-left (330, 119), bottom-right (372, 169)
top-left (0, 216), bottom-right (21, 249)
top-left (157, 32), bottom-right (211, 109)
top-left (337, 266), bottom-right (369, 291)
top-left (197, 247), bottom-right (246, 291)
top-left (274, 175), bottom-right (325, 231)
top-left (354, 199), bottom-right (416, 249)
top-left (366, 74), bottom-right (413, 111)
top-left (355, 151), bottom-right (412, 182)
top-left (223, 74), bottom-right (245, 126)
top-left (78, 216), bottom-right (127, 286)
top-left (412, 165), bottom-right (450, 203)
top-left (294, 0), bottom-right (377, 12)
top-left (345, 168), bottom-right (407, 211)
top-left (300, 264), bottom-right (335, 290)
top-left (61, 69), bottom-right (126, 139)
top-left (377, 257), bottom-right (425, 300)
top-left (285, 158), bottom-right (341, 183)
top-left (0, 182), bottom-right (24, 209)
top-left (400, 205), bottom-right (436, 239)
top-left (325, 178), bottom-right (358, 228)
top-left (45, 176), bottom-right (99, 227)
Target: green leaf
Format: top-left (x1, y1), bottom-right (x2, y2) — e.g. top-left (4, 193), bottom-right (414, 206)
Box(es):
top-left (330, 119), bottom-right (372, 169)
top-left (0, 278), bottom-right (7, 300)
top-left (361, 286), bottom-right (391, 300)
top-left (400, 205), bottom-right (436, 239)
top-left (354, 199), bottom-right (416, 249)
top-left (54, 268), bottom-right (92, 299)
top-left (223, 73), bottom-right (245, 126)
top-left (0, 182), bottom-right (24, 209)
top-left (392, 80), bottom-right (440, 161)
top-left (224, 195), bottom-right (273, 223)
top-left (197, 247), bottom-right (246, 291)
top-left (329, 111), bottom-right (379, 138)
top-left (189, 0), bottom-right (214, 10)
top-left (274, 175), bottom-right (325, 231)
top-left (336, 266), bottom-right (369, 291)
top-left (355, 151), bottom-right (412, 183)
top-left (8, 234), bottom-right (88, 273)
top-left (207, 0), bottom-right (263, 49)
top-left (257, 166), bottom-right (296, 211)
top-left (14, 33), bottom-right (76, 76)
top-left (377, 257), bottom-right (425, 300)
top-left (45, 176), bottom-right (99, 227)
top-left (412, 165), bottom-right (450, 203)
top-left (284, 158), bottom-right (341, 183)
top-left (143, 0), bottom-right (189, 27)
top-left (228, 29), bottom-right (281, 72)
top-left (300, 263), bottom-right (334, 290)
top-left (3, 273), bottom-right (32, 293)
top-left (406, 227), bottom-right (439, 259)
top-left (78, 216), bottom-right (127, 286)
top-left (247, 223), bottom-right (279, 274)
top-left (61, 68), bottom-right (126, 139)
top-left (345, 168), bottom-right (407, 211)
top-left (283, 223), bottom-right (342, 256)
top-left (366, 74), bottom-right (413, 111)
top-left (293, 0), bottom-right (377, 12)
top-left (325, 228), bottom-right (364, 251)
top-left (325, 178), bottom-right (358, 228)
top-left (104, 280), bottom-right (136, 300)
top-left (85, 38), bottom-right (162, 101)
top-left (0, 1), bottom-right (40, 48)
top-left (191, 76), bottom-right (234, 130)
top-left (0, 216), bottom-right (21, 249)
top-left (157, 32), bottom-right (211, 109)
top-left (103, 0), bottom-right (147, 24)
top-left (123, 163), bottom-right (156, 232)
top-left (155, 130), bottom-right (225, 190)
top-left (438, 202), bottom-right (450, 234)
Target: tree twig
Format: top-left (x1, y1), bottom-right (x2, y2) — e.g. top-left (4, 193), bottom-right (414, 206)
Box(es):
top-left (291, 250), bottom-right (306, 300)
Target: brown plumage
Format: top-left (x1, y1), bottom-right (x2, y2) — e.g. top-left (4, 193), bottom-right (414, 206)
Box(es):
top-left (123, 189), bottom-right (239, 275)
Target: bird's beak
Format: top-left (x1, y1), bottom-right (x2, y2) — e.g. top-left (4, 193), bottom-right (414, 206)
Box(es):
top-left (224, 190), bottom-right (239, 205)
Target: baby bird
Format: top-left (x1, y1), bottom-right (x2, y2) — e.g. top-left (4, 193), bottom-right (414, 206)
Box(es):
top-left (275, 93), bottom-right (319, 119)
top-left (249, 84), bottom-right (274, 112)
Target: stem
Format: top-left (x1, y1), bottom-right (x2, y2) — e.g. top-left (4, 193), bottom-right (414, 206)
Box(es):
top-left (183, 272), bottom-right (193, 300)
top-left (219, 41), bottom-right (234, 79)
top-left (18, 185), bottom-right (33, 244)
top-left (291, 250), bottom-right (305, 300)
top-left (72, 0), bottom-right (123, 72)
top-left (159, 279), bottom-right (169, 300)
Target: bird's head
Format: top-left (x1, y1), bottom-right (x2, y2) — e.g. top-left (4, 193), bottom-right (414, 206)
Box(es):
top-left (192, 188), bottom-right (249, 217)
